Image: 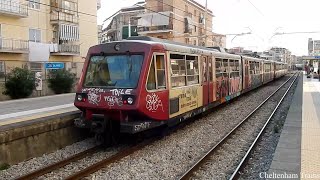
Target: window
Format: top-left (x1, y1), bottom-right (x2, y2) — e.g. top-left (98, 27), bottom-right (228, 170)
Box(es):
top-left (216, 58), bottom-right (229, 78)
top-left (29, 62), bottom-right (42, 72)
top-left (147, 54), bottom-right (166, 90)
top-left (84, 55), bottom-right (143, 88)
top-left (186, 55), bottom-right (199, 85)
top-left (194, 25), bottom-right (197, 33)
top-left (29, 29), bottom-right (41, 42)
top-left (171, 54), bottom-right (186, 87)
top-left (28, 0), bottom-right (40, 9)
top-left (229, 59), bottom-right (240, 78)
top-left (0, 24), bottom-right (2, 37)
top-left (170, 53), bottom-right (199, 87)
top-left (0, 61), bottom-right (4, 73)
top-left (209, 58), bottom-right (213, 82)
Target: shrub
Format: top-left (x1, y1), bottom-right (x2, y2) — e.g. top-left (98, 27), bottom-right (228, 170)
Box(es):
top-left (3, 67), bottom-right (35, 99)
top-left (48, 69), bottom-right (76, 94)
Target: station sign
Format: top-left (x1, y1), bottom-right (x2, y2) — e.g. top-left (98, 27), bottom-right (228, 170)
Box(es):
top-left (45, 62), bottom-right (65, 69)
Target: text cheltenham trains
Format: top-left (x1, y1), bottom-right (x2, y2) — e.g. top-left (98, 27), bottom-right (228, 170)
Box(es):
top-left (74, 37), bottom-right (287, 145)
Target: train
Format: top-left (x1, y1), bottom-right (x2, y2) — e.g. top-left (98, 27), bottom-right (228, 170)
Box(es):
top-left (74, 36), bottom-right (288, 145)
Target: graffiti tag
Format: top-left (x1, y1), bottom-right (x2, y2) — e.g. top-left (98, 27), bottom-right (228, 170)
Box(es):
top-left (134, 122), bottom-right (151, 132)
top-left (87, 91), bottom-right (101, 105)
top-left (104, 96), bottom-right (123, 107)
top-left (146, 93), bottom-right (164, 112)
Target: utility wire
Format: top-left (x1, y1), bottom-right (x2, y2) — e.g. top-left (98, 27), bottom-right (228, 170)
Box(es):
top-left (247, 0), bottom-right (264, 16)
top-left (28, 0), bottom-right (97, 17)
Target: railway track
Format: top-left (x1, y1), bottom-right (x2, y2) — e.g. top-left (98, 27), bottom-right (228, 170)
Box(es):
top-left (178, 72), bottom-right (300, 180)
top-left (15, 145), bottom-right (102, 180)
top-left (14, 74), bottom-right (298, 180)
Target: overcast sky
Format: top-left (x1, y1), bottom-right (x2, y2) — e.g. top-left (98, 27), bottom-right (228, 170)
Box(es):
top-left (97, 0), bottom-right (320, 56)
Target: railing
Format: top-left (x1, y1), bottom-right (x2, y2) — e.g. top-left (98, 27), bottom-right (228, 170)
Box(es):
top-left (0, 0), bottom-right (28, 17)
top-left (138, 25), bottom-right (173, 33)
top-left (0, 37), bottom-right (29, 52)
top-left (50, 11), bottom-right (79, 24)
top-left (57, 44), bottom-right (80, 54)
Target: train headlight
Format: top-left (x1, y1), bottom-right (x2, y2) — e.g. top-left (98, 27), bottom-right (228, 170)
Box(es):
top-left (77, 94), bottom-right (83, 101)
top-left (127, 97), bottom-right (134, 105)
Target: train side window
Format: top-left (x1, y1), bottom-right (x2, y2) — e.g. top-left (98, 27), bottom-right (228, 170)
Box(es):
top-left (202, 56), bottom-right (207, 82)
top-left (147, 54), bottom-right (166, 90)
top-left (156, 55), bottom-right (166, 89)
top-left (209, 57), bottom-right (213, 82)
top-left (171, 53), bottom-right (186, 87)
top-left (147, 58), bottom-right (156, 90)
top-left (215, 58), bottom-right (222, 78)
top-left (186, 55), bottom-right (199, 85)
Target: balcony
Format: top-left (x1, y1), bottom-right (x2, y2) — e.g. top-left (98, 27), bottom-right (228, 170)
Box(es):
top-left (0, 0), bottom-right (28, 17)
top-left (138, 25), bottom-right (173, 34)
top-left (50, 11), bottom-right (79, 24)
top-left (0, 37), bottom-right (29, 53)
top-left (51, 44), bottom-right (80, 56)
top-left (137, 12), bottom-right (173, 34)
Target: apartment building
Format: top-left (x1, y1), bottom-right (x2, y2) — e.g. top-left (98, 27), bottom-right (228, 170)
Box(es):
top-left (0, 0), bottom-right (99, 79)
top-left (308, 38), bottom-right (320, 56)
top-left (102, 0), bottom-right (226, 48)
top-left (101, 1), bottom-right (145, 43)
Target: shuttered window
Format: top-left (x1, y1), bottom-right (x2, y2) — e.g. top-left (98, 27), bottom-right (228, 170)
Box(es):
top-left (59, 24), bottom-right (79, 41)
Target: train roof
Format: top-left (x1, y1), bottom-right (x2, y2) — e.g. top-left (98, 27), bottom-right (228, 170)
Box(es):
top-left (113, 36), bottom-right (287, 64)
top-left (126, 36), bottom-right (241, 59)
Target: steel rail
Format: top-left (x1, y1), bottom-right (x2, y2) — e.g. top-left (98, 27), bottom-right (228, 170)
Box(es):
top-left (64, 139), bottom-right (155, 180)
top-left (15, 145), bottom-right (102, 180)
top-left (178, 72), bottom-right (298, 180)
top-left (229, 72), bottom-right (300, 180)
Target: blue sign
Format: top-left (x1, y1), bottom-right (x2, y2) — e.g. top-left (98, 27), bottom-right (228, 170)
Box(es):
top-left (315, 56), bottom-right (320, 59)
top-left (45, 62), bottom-right (65, 69)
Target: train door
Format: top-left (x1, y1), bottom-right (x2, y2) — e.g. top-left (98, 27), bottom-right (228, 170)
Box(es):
top-left (144, 53), bottom-right (169, 120)
top-left (208, 56), bottom-right (214, 102)
top-left (244, 59), bottom-right (250, 89)
top-left (202, 56), bottom-right (210, 106)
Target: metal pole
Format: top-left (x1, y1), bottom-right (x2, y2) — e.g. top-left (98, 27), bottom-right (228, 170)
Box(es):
top-left (128, 18), bottom-right (131, 38)
top-left (204, 0), bottom-right (207, 46)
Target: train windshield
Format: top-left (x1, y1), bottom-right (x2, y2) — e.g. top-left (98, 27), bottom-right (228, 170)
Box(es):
top-left (84, 55), bottom-right (143, 88)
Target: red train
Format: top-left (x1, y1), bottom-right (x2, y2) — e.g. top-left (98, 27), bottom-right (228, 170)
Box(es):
top-left (74, 37), bottom-right (287, 144)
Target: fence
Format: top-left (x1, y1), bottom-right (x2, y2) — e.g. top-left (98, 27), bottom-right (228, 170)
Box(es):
top-left (0, 60), bottom-right (84, 100)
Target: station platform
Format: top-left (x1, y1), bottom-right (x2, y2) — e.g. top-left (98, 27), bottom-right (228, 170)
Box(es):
top-left (0, 93), bottom-right (78, 130)
top-left (268, 73), bottom-right (320, 179)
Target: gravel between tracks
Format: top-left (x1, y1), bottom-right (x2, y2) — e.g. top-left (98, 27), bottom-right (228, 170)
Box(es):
top-left (238, 75), bottom-right (299, 180)
top-left (88, 75), bottom-right (293, 180)
top-left (0, 75), bottom-right (294, 180)
top-left (0, 138), bottom-right (98, 179)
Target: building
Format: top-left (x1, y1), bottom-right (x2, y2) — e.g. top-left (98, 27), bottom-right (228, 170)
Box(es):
top-left (0, 0), bottom-right (99, 99)
top-left (308, 38), bottom-right (320, 56)
top-left (101, 1), bottom-right (146, 43)
top-left (0, 0), bottom-right (99, 79)
top-left (102, 0), bottom-right (226, 48)
top-left (269, 47), bottom-right (291, 63)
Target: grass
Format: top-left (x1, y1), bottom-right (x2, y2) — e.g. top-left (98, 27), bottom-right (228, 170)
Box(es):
top-left (0, 163), bottom-right (10, 171)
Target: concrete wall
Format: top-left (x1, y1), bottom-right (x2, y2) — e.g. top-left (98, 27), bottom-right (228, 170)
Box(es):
top-left (0, 112), bottom-right (86, 165)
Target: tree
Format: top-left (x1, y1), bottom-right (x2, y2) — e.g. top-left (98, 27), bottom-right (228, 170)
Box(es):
top-left (3, 67), bottom-right (35, 99)
top-left (48, 69), bottom-right (76, 94)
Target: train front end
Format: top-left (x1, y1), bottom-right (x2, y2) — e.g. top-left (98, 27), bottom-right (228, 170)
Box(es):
top-left (74, 41), bottom-right (169, 144)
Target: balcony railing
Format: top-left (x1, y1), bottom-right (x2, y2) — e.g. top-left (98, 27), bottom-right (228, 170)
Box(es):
top-left (0, 37), bottom-right (29, 53)
top-left (0, 0), bottom-right (28, 17)
top-left (50, 11), bottom-right (79, 24)
top-left (138, 25), bottom-right (173, 34)
top-left (51, 44), bottom-right (80, 55)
